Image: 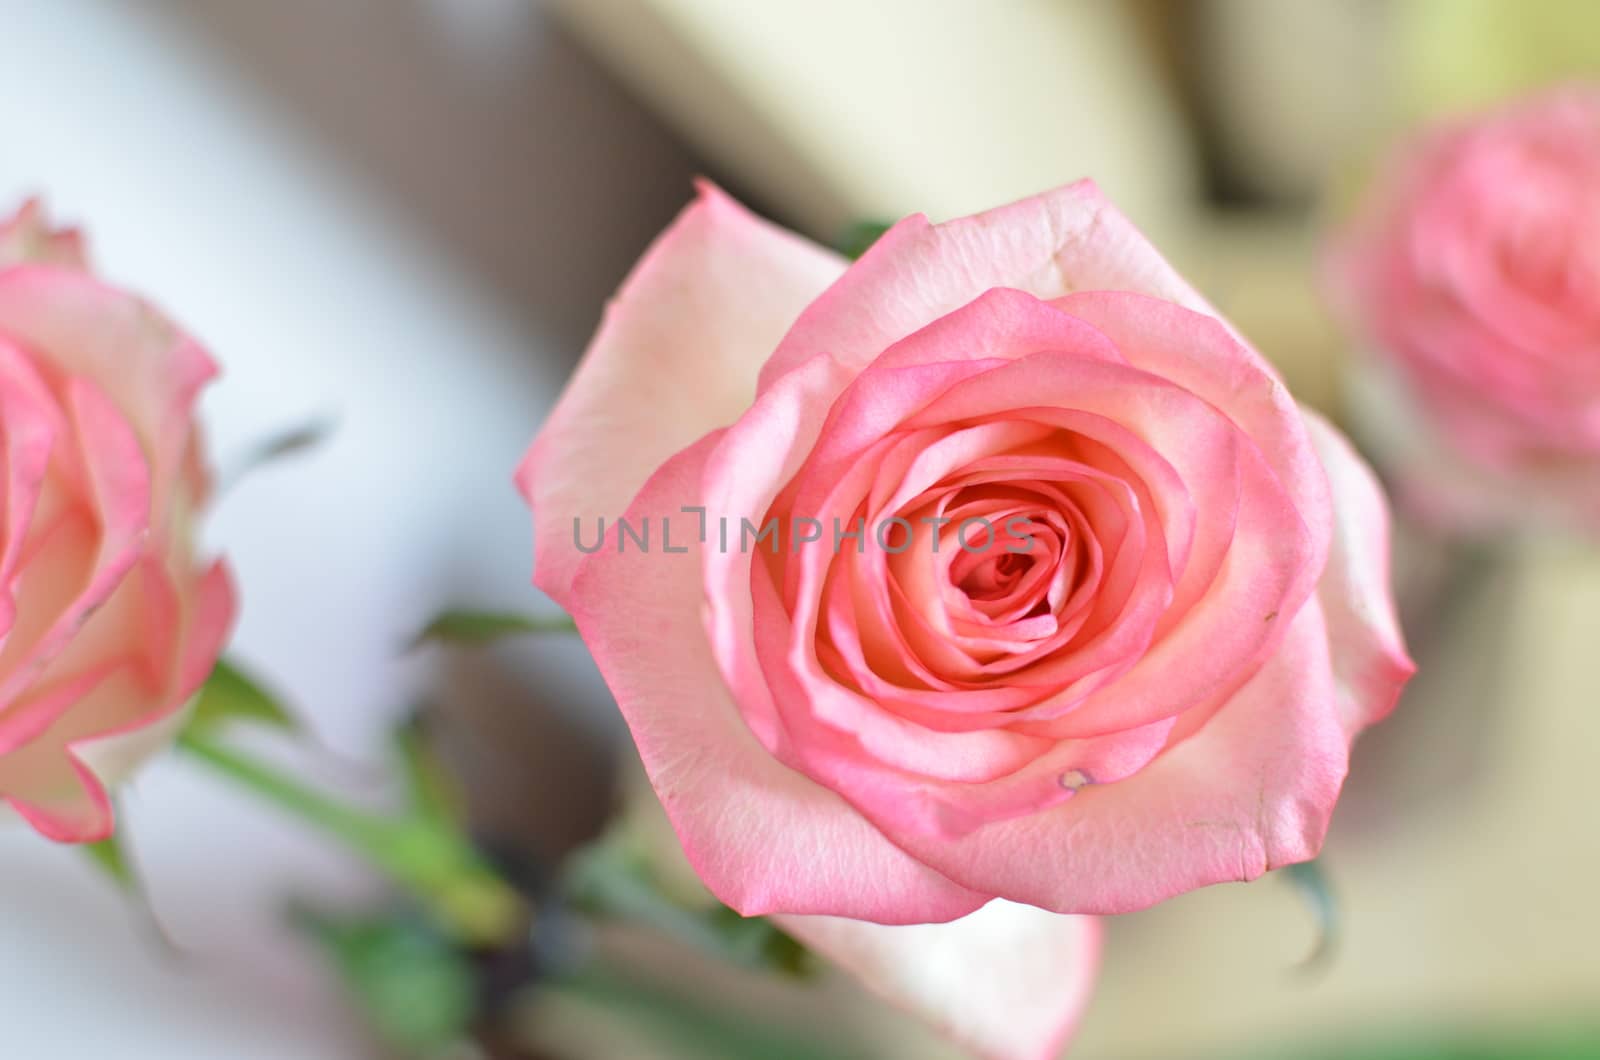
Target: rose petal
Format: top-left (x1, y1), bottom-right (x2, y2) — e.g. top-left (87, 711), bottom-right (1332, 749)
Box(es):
top-left (0, 267), bottom-right (215, 521)
top-left (68, 560), bottom-right (237, 790)
top-left (519, 182), bottom-right (845, 609)
top-left (1302, 410), bottom-right (1414, 734)
top-left (0, 339), bottom-right (63, 607)
top-left (778, 902), bottom-right (1101, 1060)
top-left (757, 178), bottom-right (1217, 390)
top-left (0, 379), bottom-right (150, 704)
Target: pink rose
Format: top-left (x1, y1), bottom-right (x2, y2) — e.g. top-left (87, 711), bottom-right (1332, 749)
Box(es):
top-left (0, 201), bottom-right (234, 843)
top-left (1336, 86), bottom-right (1600, 533)
top-left (520, 181), bottom-right (1410, 1059)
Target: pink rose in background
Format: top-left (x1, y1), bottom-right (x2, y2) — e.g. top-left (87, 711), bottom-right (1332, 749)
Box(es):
top-left (1336, 86), bottom-right (1600, 534)
top-left (520, 180), bottom-right (1411, 1059)
top-left (0, 201), bottom-right (234, 843)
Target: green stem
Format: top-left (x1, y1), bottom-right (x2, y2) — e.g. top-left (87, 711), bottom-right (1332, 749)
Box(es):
top-left (179, 730), bottom-right (382, 847)
top-left (178, 729), bottom-right (524, 947)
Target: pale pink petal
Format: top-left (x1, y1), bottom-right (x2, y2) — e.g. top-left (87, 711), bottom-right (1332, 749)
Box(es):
top-left (62, 561), bottom-right (235, 796)
top-left (568, 433), bottom-right (987, 924)
top-left (757, 178), bottom-right (1218, 390)
top-left (176, 561), bottom-right (238, 695)
top-left (1301, 410), bottom-right (1414, 734)
top-left (0, 562), bottom-right (234, 839)
top-left (0, 665), bottom-right (156, 843)
top-left (519, 182), bottom-right (845, 609)
top-left (0, 267), bottom-right (215, 520)
top-left (778, 902), bottom-right (1100, 1060)
top-left (3, 751), bottom-right (115, 842)
top-left (0, 339), bottom-right (63, 606)
top-left (0, 379), bottom-right (150, 703)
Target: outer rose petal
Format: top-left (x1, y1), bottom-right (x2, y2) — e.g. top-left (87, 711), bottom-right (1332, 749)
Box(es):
top-left (518, 181), bottom-right (845, 609)
top-left (0, 561), bottom-right (236, 843)
top-left (0, 379), bottom-right (150, 704)
top-left (1302, 410), bottom-right (1415, 734)
top-left (65, 562), bottom-right (237, 810)
top-left (0, 267), bottom-right (216, 519)
top-left (3, 749), bottom-right (115, 842)
top-left (0, 339), bottom-right (62, 598)
top-left (778, 903), bottom-right (1100, 1060)
top-left (877, 603), bottom-right (1348, 915)
top-left (567, 433), bottom-right (986, 924)
top-left (758, 178), bottom-right (1220, 391)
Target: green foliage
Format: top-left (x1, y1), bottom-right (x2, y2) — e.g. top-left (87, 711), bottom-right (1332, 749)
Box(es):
top-left (835, 219), bottom-right (893, 261)
top-left (187, 658), bottom-right (297, 738)
top-left (408, 609), bottom-right (577, 649)
top-left (297, 906), bottom-right (477, 1056)
top-left (564, 836), bottom-right (812, 979)
top-left (179, 715), bottom-right (524, 948)
top-left (392, 714), bottom-right (464, 825)
top-left (82, 831), bottom-right (134, 891)
top-left (1282, 859), bottom-right (1338, 972)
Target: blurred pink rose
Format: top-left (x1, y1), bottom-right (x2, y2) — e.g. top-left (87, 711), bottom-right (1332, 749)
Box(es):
top-left (520, 181), bottom-right (1410, 1059)
top-left (1337, 86), bottom-right (1600, 533)
top-left (0, 201), bottom-right (234, 843)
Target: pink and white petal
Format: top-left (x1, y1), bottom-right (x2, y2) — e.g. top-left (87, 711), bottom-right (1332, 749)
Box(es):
top-left (0, 267), bottom-right (214, 516)
top-left (0, 664), bottom-right (160, 843)
top-left (70, 701), bottom-right (193, 800)
top-left (2, 751), bottom-right (115, 842)
top-left (0, 565), bottom-right (229, 844)
top-left (519, 182), bottom-right (846, 609)
top-left (758, 178), bottom-right (1218, 390)
top-left (569, 433), bottom-right (987, 924)
top-left (0, 338), bottom-right (63, 592)
top-left (0, 662), bottom-right (127, 758)
top-left (881, 603), bottom-right (1348, 915)
top-left (60, 563), bottom-right (234, 807)
top-left (0, 379), bottom-right (150, 703)
top-left (778, 902), bottom-right (1100, 1060)
top-left (1301, 409), bottom-right (1414, 735)
top-left (176, 561), bottom-right (238, 695)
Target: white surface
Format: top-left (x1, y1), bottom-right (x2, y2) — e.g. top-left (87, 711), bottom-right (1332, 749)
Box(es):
top-left (0, 2), bottom-right (683, 1055)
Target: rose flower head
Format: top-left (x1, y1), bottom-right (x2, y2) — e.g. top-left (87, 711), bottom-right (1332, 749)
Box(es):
top-left (1335, 85), bottom-right (1600, 535)
top-left (520, 180), bottom-right (1412, 1060)
top-left (0, 201), bottom-right (234, 842)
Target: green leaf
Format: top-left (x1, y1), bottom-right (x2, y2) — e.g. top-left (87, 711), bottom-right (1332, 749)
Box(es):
top-left (83, 832), bottom-right (134, 891)
top-left (1282, 859), bottom-right (1338, 973)
top-left (179, 728), bottom-right (525, 948)
top-left (392, 714), bottom-right (463, 825)
top-left (407, 609), bottom-right (576, 650)
top-left (187, 658), bottom-right (297, 738)
top-left (564, 838), bottom-right (812, 979)
top-left (221, 417), bottom-right (334, 490)
top-left (296, 905), bottom-right (477, 1055)
top-left (80, 818), bottom-right (181, 952)
top-left (835, 219), bottom-right (894, 261)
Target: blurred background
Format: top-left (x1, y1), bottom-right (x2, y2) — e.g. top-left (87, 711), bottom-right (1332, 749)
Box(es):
top-left (1, 1), bottom-right (1597, 1057)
